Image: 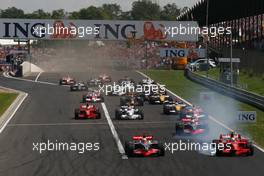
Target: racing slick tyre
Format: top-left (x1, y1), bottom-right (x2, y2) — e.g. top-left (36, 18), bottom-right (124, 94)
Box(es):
top-left (82, 96), bottom-right (86, 103)
top-left (125, 141), bottom-right (134, 157)
top-left (115, 110), bottom-right (121, 120)
top-left (138, 110), bottom-right (144, 120)
top-left (138, 98), bottom-right (144, 106)
top-left (168, 97), bottom-right (173, 102)
top-left (138, 93), bottom-right (146, 101)
top-left (100, 97), bottom-right (104, 102)
top-left (163, 107), bottom-right (170, 115)
top-left (107, 91), bottom-right (113, 96)
top-left (148, 99), bottom-right (154, 105)
top-left (151, 143), bottom-right (165, 156)
top-left (212, 140), bottom-right (222, 156)
top-left (74, 109), bottom-right (80, 119)
top-left (96, 112), bottom-right (101, 119)
top-left (247, 143), bottom-right (254, 156)
top-left (230, 150), bottom-right (236, 156)
top-left (175, 125), bottom-right (184, 135)
top-left (120, 98), bottom-right (126, 106)
top-left (215, 149), bottom-right (222, 156)
top-left (158, 144), bottom-right (165, 156)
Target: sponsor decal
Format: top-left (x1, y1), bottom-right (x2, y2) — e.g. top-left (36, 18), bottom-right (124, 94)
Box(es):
top-left (160, 48), bottom-right (206, 58)
top-left (0, 19), bottom-right (198, 41)
top-left (237, 111), bottom-right (257, 123)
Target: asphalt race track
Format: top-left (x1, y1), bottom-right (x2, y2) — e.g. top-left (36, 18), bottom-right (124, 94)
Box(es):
top-left (0, 70), bottom-right (263, 176)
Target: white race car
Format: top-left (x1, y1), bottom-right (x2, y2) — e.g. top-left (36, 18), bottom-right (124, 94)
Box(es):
top-left (140, 78), bottom-right (155, 85)
top-left (115, 106), bottom-right (144, 120)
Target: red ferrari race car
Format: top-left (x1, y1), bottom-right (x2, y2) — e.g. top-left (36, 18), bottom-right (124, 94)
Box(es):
top-left (125, 135), bottom-right (165, 157)
top-left (212, 132), bottom-right (254, 156)
top-left (59, 75), bottom-right (76, 85)
top-left (74, 104), bottom-right (101, 119)
top-left (82, 91), bottom-right (104, 103)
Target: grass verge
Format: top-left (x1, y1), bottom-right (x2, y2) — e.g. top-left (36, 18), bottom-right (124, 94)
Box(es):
top-left (196, 68), bottom-right (264, 96)
top-left (143, 69), bottom-right (264, 147)
top-left (0, 92), bottom-right (18, 117)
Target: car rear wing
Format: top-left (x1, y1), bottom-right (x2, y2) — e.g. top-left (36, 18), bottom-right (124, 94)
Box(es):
top-left (133, 136), bottom-right (153, 140)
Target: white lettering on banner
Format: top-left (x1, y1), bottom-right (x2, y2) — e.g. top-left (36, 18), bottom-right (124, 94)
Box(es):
top-left (0, 19), bottom-right (198, 41)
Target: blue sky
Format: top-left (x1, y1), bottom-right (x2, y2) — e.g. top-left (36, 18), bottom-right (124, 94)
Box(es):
top-left (0, 0), bottom-right (199, 13)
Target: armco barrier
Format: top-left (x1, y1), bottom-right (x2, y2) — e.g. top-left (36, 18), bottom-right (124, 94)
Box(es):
top-left (186, 69), bottom-right (264, 110)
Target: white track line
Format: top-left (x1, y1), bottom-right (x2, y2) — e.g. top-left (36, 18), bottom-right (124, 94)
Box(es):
top-left (35, 72), bottom-right (42, 82)
top-left (7, 121), bottom-right (174, 127)
top-left (101, 102), bottom-right (128, 159)
top-left (7, 122), bottom-right (109, 127)
top-left (136, 70), bottom-right (264, 153)
top-left (0, 93), bottom-right (28, 134)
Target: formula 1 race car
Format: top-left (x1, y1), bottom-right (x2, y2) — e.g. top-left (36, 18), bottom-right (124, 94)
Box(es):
top-left (148, 93), bottom-right (173, 104)
top-left (139, 78), bottom-right (155, 85)
top-left (70, 82), bottom-right (88, 91)
top-left (163, 99), bottom-right (186, 115)
top-left (99, 74), bottom-right (111, 83)
top-left (178, 106), bottom-right (208, 128)
top-left (87, 78), bottom-right (103, 86)
top-left (141, 85), bottom-right (167, 101)
top-left (118, 76), bottom-right (135, 85)
top-left (179, 106), bottom-right (208, 121)
top-left (82, 91), bottom-right (104, 103)
top-left (120, 95), bottom-right (144, 106)
top-left (175, 121), bottom-right (207, 136)
top-left (59, 76), bottom-right (76, 85)
top-left (115, 106), bottom-right (144, 120)
top-left (125, 135), bottom-right (165, 157)
top-left (139, 89), bottom-right (160, 101)
top-left (74, 104), bottom-right (101, 119)
top-left (212, 132), bottom-right (254, 156)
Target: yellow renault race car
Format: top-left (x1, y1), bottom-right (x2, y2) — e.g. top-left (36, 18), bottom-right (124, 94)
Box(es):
top-left (163, 100), bottom-right (187, 114)
top-left (148, 93), bottom-right (173, 104)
